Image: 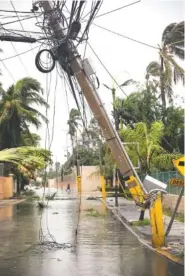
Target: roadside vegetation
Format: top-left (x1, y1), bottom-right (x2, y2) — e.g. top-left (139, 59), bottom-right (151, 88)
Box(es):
top-left (63, 22), bottom-right (184, 185)
top-left (0, 22), bottom-right (184, 207)
top-left (85, 207), bottom-right (106, 217)
top-left (131, 219), bottom-right (151, 227)
top-left (163, 207), bottom-right (184, 223)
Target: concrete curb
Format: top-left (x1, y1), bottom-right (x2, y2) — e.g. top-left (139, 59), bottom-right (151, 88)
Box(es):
top-left (102, 199), bottom-right (184, 266)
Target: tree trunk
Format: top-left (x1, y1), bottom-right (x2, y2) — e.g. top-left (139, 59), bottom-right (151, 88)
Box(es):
top-left (17, 174), bottom-right (21, 194)
top-left (160, 56), bottom-right (166, 111)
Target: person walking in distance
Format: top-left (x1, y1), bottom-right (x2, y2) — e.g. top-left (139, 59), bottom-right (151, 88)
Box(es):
top-left (66, 183), bottom-right (71, 194)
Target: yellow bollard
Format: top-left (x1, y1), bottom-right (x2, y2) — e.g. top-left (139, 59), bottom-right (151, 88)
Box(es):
top-left (100, 175), bottom-right (106, 200)
top-left (150, 193), bottom-right (165, 248)
top-left (125, 176), bottom-right (165, 248)
top-left (77, 175), bottom-right (82, 193)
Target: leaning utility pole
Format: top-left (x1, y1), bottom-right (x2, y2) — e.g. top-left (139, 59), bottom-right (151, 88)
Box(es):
top-left (39, 0), bottom-right (144, 189)
top-left (36, 1), bottom-right (165, 247)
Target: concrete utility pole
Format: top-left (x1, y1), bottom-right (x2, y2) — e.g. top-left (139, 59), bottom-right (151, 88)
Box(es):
top-left (36, 1), bottom-right (165, 247)
top-left (39, 0), bottom-right (144, 189)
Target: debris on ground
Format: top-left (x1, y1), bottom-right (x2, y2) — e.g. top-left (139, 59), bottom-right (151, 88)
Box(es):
top-left (86, 196), bottom-right (97, 200)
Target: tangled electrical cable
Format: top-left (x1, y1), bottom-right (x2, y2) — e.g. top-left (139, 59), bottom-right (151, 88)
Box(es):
top-left (35, 49), bottom-right (55, 73)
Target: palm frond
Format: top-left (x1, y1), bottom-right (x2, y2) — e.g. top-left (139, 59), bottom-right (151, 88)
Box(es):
top-left (167, 55), bottom-right (185, 85)
top-left (14, 78), bottom-right (42, 97)
top-left (162, 21), bottom-right (184, 60)
top-left (162, 23), bottom-right (176, 46)
top-left (146, 61), bottom-right (160, 77)
top-left (22, 105), bottom-right (48, 124)
top-left (170, 21), bottom-right (184, 48)
top-left (120, 79), bottom-right (136, 87)
top-left (103, 84), bottom-right (112, 90)
top-left (172, 46), bottom-right (184, 60)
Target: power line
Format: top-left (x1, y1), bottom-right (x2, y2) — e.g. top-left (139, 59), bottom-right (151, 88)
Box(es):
top-left (92, 23), bottom-right (159, 50)
top-left (10, 1), bottom-right (26, 32)
top-left (0, 9), bottom-right (40, 14)
top-left (3, 28), bottom-right (44, 35)
top-left (87, 42), bottom-right (128, 97)
top-left (1, 14), bottom-right (39, 26)
top-left (95, 0), bottom-right (141, 18)
top-left (1, 59), bottom-right (15, 81)
top-left (10, 1), bottom-right (36, 55)
top-left (0, 44), bottom-right (40, 61)
top-left (0, 14), bottom-right (30, 19)
top-left (10, 42), bottom-right (29, 75)
top-left (49, 69), bottom-right (58, 149)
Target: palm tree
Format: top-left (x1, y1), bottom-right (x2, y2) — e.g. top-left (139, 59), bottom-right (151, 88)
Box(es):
top-left (146, 21), bottom-right (184, 109)
top-left (67, 108), bottom-right (81, 148)
top-left (120, 121), bottom-right (182, 174)
top-left (103, 79), bottom-right (136, 131)
top-left (0, 146), bottom-right (51, 178)
top-left (0, 77), bottom-right (48, 149)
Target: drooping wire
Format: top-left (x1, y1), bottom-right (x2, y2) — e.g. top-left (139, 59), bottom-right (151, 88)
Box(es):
top-left (38, 69), bottom-right (71, 251)
top-left (65, 68), bottom-right (89, 134)
top-left (49, 69), bottom-right (58, 149)
top-left (66, 1), bottom-right (78, 40)
top-left (78, 1), bottom-right (102, 44)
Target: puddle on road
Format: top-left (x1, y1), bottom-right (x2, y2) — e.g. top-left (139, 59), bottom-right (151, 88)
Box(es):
top-left (0, 205), bottom-right (13, 222)
top-left (0, 199), bottom-right (183, 276)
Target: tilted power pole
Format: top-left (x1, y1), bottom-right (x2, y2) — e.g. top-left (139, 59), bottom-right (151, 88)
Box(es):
top-left (36, 1), bottom-right (165, 247)
top-left (39, 0), bottom-right (144, 188)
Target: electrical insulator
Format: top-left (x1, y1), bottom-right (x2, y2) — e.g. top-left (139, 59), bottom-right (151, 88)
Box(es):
top-left (69, 21), bottom-right (81, 40)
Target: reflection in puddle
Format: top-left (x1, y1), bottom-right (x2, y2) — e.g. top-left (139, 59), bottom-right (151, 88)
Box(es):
top-left (0, 200), bottom-right (183, 276)
top-left (0, 205), bottom-right (13, 221)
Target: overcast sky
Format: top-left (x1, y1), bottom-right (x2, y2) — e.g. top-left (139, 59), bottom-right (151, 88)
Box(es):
top-left (0, 0), bottom-right (184, 164)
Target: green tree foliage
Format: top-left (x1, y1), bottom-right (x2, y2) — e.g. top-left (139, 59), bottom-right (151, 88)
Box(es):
top-left (114, 87), bottom-right (162, 128)
top-left (0, 77), bottom-right (48, 149)
top-left (0, 146), bottom-right (51, 178)
top-left (64, 22), bottom-right (184, 182)
top-left (146, 21), bottom-right (184, 108)
top-left (120, 121), bottom-right (181, 174)
top-left (20, 131), bottom-right (41, 147)
top-left (67, 108), bottom-right (81, 147)
top-left (162, 106), bottom-right (184, 153)
top-left (116, 87), bottom-right (184, 154)
top-left (104, 79), bottom-right (136, 131)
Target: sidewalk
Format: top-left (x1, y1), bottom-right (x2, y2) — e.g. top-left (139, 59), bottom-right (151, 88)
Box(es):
top-left (105, 197), bottom-right (184, 264)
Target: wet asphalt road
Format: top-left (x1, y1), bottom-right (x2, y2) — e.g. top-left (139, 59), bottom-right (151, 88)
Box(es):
top-left (0, 198), bottom-right (183, 276)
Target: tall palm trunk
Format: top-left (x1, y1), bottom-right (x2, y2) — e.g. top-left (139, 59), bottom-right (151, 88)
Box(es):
top-left (160, 55), bottom-right (166, 109)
